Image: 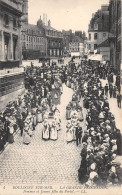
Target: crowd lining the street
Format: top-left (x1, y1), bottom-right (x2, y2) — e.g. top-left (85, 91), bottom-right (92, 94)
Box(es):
top-left (64, 59), bottom-right (122, 187)
top-left (0, 57), bottom-right (122, 187)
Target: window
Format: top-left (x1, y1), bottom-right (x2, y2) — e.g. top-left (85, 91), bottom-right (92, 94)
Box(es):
top-left (89, 33), bottom-right (91, 40)
top-left (13, 37), bottom-right (17, 60)
top-left (27, 36), bottom-right (28, 41)
top-left (23, 35), bottom-right (25, 40)
top-left (4, 14), bottom-right (9, 26)
top-left (13, 18), bottom-right (17, 28)
top-left (94, 24), bottom-right (98, 30)
top-left (50, 49), bottom-right (52, 56)
top-left (89, 44), bottom-right (91, 50)
top-left (94, 44), bottom-right (97, 50)
top-left (4, 35), bottom-right (9, 60)
top-left (94, 33), bottom-right (98, 40)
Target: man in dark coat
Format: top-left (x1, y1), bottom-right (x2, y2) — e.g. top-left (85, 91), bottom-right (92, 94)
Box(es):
top-left (75, 124), bottom-right (82, 146)
top-left (117, 92), bottom-right (121, 108)
top-left (104, 84), bottom-right (108, 96)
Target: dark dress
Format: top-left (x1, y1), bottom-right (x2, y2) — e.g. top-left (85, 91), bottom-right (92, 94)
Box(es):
top-left (8, 126), bottom-right (14, 144)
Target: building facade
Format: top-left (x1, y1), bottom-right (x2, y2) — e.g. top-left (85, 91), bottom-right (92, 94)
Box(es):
top-left (62, 30), bottom-right (73, 56)
top-left (87, 5), bottom-right (110, 61)
top-left (69, 36), bottom-right (85, 57)
top-left (0, 0), bottom-right (25, 109)
top-left (37, 17), bottom-right (63, 58)
top-left (109, 0), bottom-right (122, 73)
top-left (21, 24), bottom-right (47, 60)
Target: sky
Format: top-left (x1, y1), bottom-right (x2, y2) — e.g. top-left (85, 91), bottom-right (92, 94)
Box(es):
top-left (28, 0), bottom-right (109, 33)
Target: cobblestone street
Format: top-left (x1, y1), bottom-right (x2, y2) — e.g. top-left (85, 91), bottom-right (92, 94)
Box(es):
top-left (0, 84), bottom-right (86, 186)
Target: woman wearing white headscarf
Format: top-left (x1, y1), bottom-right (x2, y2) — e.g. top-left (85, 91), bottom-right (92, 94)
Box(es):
top-left (42, 119), bottom-right (50, 140)
top-left (66, 120), bottom-right (73, 143)
top-left (50, 119), bottom-right (58, 140)
top-left (23, 123), bottom-right (31, 145)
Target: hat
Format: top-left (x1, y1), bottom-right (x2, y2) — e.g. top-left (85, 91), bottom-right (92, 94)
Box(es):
top-left (83, 142), bottom-right (87, 146)
top-left (104, 134), bottom-right (109, 138)
top-left (90, 127), bottom-right (94, 131)
top-left (89, 172), bottom-right (98, 180)
top-left (105, 120), bottom-right (110, 124)
top-left (111, 140), bottom-right (116, 144)
top-left (91, 163), bottom-right (96, 170)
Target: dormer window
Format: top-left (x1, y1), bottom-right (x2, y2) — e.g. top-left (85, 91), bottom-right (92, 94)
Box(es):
top-left (4, 14), bottom-right (9, 26)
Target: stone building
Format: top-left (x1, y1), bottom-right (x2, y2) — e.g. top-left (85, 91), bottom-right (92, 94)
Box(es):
top-left (21, 24), bottom-right (47, 60)
top-left (0, 0), bottom-right (25, 109)
top-left (87, 5), bottom-right (110, 61)
top-left (109, 0), bottom-right (122, 73)
top-left (37, 17), bottom-right (63, 58)
top-left (69, 36), bottom-right (84, 57)
top-left (62, 30), bottom-right (73, 56)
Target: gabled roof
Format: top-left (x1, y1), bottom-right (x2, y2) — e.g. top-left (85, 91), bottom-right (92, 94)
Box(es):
top-left (22, 23), bottom-right (40, 31)
top-left (98, 39), bottom-right (110, 47)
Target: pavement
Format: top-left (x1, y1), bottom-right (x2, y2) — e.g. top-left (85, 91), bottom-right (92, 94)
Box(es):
top-left (0, 84), bottom-right (87, 186)
top-left (0, 58), bottom-right (121, 190)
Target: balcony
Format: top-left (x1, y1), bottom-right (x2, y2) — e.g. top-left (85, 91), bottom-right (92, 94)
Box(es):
top-left (0, 0), bottom-right (22, 13)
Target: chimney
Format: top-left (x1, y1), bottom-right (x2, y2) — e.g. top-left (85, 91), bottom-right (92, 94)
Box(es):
top-left (48, 20), bottom-right (51, 27)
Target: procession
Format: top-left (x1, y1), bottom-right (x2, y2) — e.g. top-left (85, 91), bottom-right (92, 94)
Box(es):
top-left (0, 56), bottom-right (122, 188)
top-left (0, 0), bottom-right (122, 192)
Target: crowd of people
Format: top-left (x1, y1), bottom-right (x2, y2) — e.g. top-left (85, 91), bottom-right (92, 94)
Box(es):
top-left (42, 108), bottom-right (61, 140)
top-left (0, 57), bottom-right (121, 187)
top-left (0, 62), bottom-right (65, 150)
top-left (66, 93), bottom-right (83, 145)
top-left (64, 59), bottom-right (122, 187)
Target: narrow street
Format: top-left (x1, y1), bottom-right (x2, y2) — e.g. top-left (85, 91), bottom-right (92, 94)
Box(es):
top-left (0, 84), bottom-right (86, 186)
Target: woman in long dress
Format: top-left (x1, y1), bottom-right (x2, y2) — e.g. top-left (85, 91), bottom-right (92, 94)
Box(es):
top-left (23, 123), bottom-right (31, 145)
top-left (54, 109), bottom-right (61, 131)
top-left (71, 116), bottom-right (78, 141)
top-left (25, 117), bottom-right (33, 137)
top-left (42, 119), bottom-right (50, 140)
top-left (66, 121), bottom-right (73, 143)
top-left (8, 122), bottom-right (14, 144)
top-left (77, 107), bottom-right (84, 121)
top-left (50, 120), bottom-right (58, 140)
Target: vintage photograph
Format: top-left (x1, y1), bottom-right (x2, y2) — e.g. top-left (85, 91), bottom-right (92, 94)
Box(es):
top-left (0, 0), bottom-right (122, 194)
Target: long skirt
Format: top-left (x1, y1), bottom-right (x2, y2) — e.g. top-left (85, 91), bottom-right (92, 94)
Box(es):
top-left (42, 127), bottom-right (49, 140)
top-left (23, 133), bottom-right (31, 144)
top-left (72, 127), bottom-right (76, 141)
top-left (78, 111), bottom-right (84, 121)
top-left (66, 129), bottom-right (73, 142)
top-left (66, 109), bottom-right (71, 120)
top-left (8, 133), bottom-right (14, 144)
top-left (33, 115), bottom-right (37, 126)
top-left (50, 127), bottom-right (58, 140)
top-left (71, 82), bottom-right (74, 89)
top-left (37, 113), bottom-right (43, 123)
